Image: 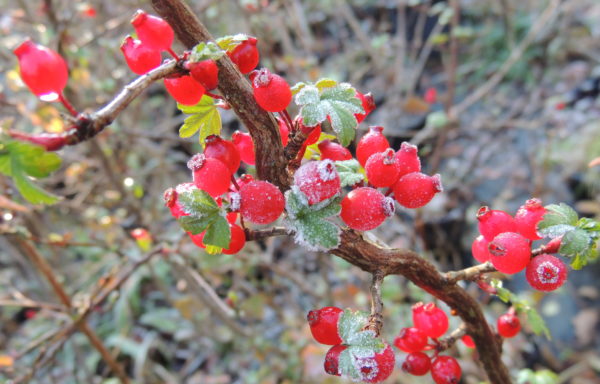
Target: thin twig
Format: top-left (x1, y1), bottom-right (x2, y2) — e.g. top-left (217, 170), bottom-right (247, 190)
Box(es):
top-left (365, 270), bottom-right (385, 337)
top-left (445, 262), bottom-right (496, 284)
top-left (435, 323), bottom-right (468, 351)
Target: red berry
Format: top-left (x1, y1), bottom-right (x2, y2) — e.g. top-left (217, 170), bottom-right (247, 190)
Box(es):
top-left (424, 87), bottom-right (437, 104)
top-left (222, 223), bottom-right (246, 254)
top-left (340, 187), bottom-right (395, 231)
top-left (525, 254), bottom-right (567, 291)
top-left (204, 135), bottom-right (241, 174)
top-left (477, 207), bottom-right (517, 241)
top-left (543, 236), bottom-right (562, 254)
top-left (13, 39), bottom-right (68, 100)
top-left (318, 139), bottom-right (352, 161)
top-left (130, 10), bottom-right (174, 51)
top-left (294, 160), bottom-right (341, 205)
top-left (471, 235), bottom-right (491, 263)
top-left (120, 36), bottom-right (162, 75)
top-left (324, 345), bottom-right (347, 376)
top-left (488, 232), bottom-right (531, 274)
top-left (356, 126), bottom-right (390, 167)
top-left (497, 312), bottom-right (521, 338)
top-left (234, 174), bottom-right (255, 190)
top-left (188, 231), bottom-right (206, 249)
top-left (514, 198), bottom-right (546, 240)
top-left (394, 142), bottom-right (421, 178)
top-left (393, 172), bottom-right (443, 209)
top-left (412, 302), bottom-right (449, 339)
top-left (251, 68), bottom-right (292, 112)
top-left (187, 59), bottom-right (219, 90)
top-left (356, 343), bottom-right (395, 383)
top-left (394, 327), bottom-right (428, 353)
top-left (307, 307), bottom-right (343, 345)
top-left (402, 352), bottom-right (431, 376)
top-left (277, 117), bottom-right (289, 146)
top-left (228, 37), bottom-right (259, 74)
top-left (187, 154), bottom-right (231, 197)
top-left (431, 356), bottom-right (461, 384)
top-left (365, 148), bottom-right (402, 187)
top-left (461, 335), bottom-right (475, 348)
top-left (164, 75), bottom-right (205, 106)
top-left (232, 131), bottom-right (255, 165)
top-left (163, 182), bottom-right (198, 218)
top-left (298, 119), bottom-right (322, 146)
top-left (355, 91), bottom-right (375, 123)
top-left (238, 180), bottom-right (284, 224)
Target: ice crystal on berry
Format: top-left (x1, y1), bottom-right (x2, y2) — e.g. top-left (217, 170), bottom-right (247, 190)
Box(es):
top-left (536, 261), bottom-right (560, 284)
top-left (186, 153), bottom-right (206, 171)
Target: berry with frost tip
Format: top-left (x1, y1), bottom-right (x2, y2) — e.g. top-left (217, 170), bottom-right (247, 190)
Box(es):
top-left (477, 207), bottom-right (517, 241)
top-left (130, 10), bottom-right (174, 51)
top-left (238, 180), bottom-right (284, 224)
top-left (431, 356), bottom-right (462, 384)
top-left (232, 131), bottom-right (255, 165)
top-left (324, 344), bottom-right (347, 376)
top-left (356, 344), bottom-right (395, 383)
top-left (394, 327), bottom-right (428, 353)
top-left (354, 91), bottom-right (375, 123)
top-left (394, 142), bottom-right (421, 178)
top-left (356, 126), bottom-right (390, 167)
top-left (487, 232), bottom-right (531, 274)
top-left (412, 302), bottom-right (449, 339)
top-left (120, 36), bottom-right (162, 75)
top-left (340, 187), bottom-right (395, 231)
top-left (251, 68), bottom-right (292, 112)
top-left (228, 37), bottom-right (259, 74)
top-left (497, 312), bottom-right (520, 338)
top-left (471, 235), bottom-right (491, 263)
top-left (204, 135), bottom-right (241, 174)
top-left (293, 160), bottom-right (341, 205)
top-left (402, 352), bottom-right (431, 376)
top-left (307, 307), bottom-right (343, 345)
top-left (318, 139), bottom-right (352, 161)
top-left (164, 75), bottom-right (205, 106)
top-left (393, 172), bottom-right (443, 209)
top-left (525, 254), bottom-right (567, 291)
top-left (13, 39), bottom-right (68, 100)
top-left (163, 183), bottom-right (198, 218)
top-left (514, 198), bottom-right (547, 240)
top-left (187, 59), bottom-right (219, 90)
top-left (187, 154), bottom-right (231, 197)
top-left (365, 148), bottom-right (402, 187)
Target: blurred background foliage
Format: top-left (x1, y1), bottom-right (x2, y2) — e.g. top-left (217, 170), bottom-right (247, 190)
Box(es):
top-left (1, 0), bottom-right (600, 383)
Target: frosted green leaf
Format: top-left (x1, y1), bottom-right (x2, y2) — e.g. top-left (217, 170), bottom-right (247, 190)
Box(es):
top-left (315, 78), bottom-right (337, 90)
top-left (177, 96), bottom-right (222, 146)
top-left (295, 85), bottom-right (320, 106)
top-left (338, 309), bottom-right (369, 342)
top-left (335, 159), bottom-right (364, 187)
top-left (178, 215), bottom-right (217, 235)
top-left (290, 82), bottom-right (307, 96)
top-left (285, 186), bottom-right (310, 219)
top-left (538, 204), bottom-right (579, 239)
top-left (203, 216), bottom-right (231, 249)
top-left (178, 189), bottom-right (219, 217)
top-left (215, 34), bottom-right (249, 51)
top-left (559, 228), bottom-right (591, 256)
top-left (189, 42), bottom-right (225, 62)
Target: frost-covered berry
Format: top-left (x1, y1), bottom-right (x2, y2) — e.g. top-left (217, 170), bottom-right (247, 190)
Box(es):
top-left (232, 131), bottom-right (255, 166)
top-left (324, 344), bottom-right (347, 376)
top-left (477, 207), bottom-right (517, 241)
top-left (525, 254), bottom-right (567, 291)
top-left (228, 37), bottom-right (259, 74)
top-left (251, 68), bottom-right (292, 112)
top-left (307, 307), bottom-right (343, 345)
top-left (354, 91), bottom-right (375, 123)
top-left (164, 75), bottom-right (205, 106)
top-left (394, 142), bottom-right (421, 178)
top-left (204, 135), bottom-right (240, 174)
top-left (239, 180), bottom-right (284, 224)
top-left (120, 36), bottom-right (162, 75)
top-left (356, 126), bottom-right (390, 167)
top-left (497, 312), bottom-right (520, 338)
top-left (394, 327), bottom-right (428, 353)
top-left (365, 149), bottom-right (402, 187)
top-left (471, 235), bottom-right (491, 263)
top-left (130, 10), bottom-right (174, 51)
top-left (514, 198), bottom-right (546, 240)
top-left (187, 154), bottom-right (231, 197)
top-left (163, 183), bottom-right (198, 218)
top-left (431, 356), bottom-right (461, 384)
top-left (340, 187), bottom-right (395, 231)
top-left (187, 59), bottom-right (219, 90)
top-left (393, 172), bottom-right (443, 209)
top-left (487, 232), bottom-right (531, 274)
top-left (402, 352), bottom-right (431, 376)
top-left (356, 344), bottom-right (395, 383)
top-left (318, 139), bottom-right (352, 161)
top-left (293, 160), bottom-right (341, 205)
top-left (412, 302), bottom-right (448, 339)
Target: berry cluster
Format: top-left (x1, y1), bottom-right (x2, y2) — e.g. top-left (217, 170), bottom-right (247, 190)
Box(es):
top-left (472, 198), bottom-right (568, 291)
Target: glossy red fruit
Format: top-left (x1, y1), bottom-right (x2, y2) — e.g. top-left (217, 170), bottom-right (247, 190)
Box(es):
top-left (340, 187), bottom-right (395, 231)
top-left (356, 126), bottom-right (390, 167)
top-left (471, 235), bottom-right (491, 263)
top-left (188, 231), bottom-right (206, 249)
top-left (252, 68), bottom-right (292, 112)
top-left (461, 335), bottom-right (475, 348)
top-left (277, 118), bottom-right (289, 146)
top-left (318, 139), bottom-right (352, 161)
top-left (163, 183), bottom-right (198, 218)
top-left (365, 148), bottom-right (402, 187)
top-left (394, 142), bottom-right (421, 178)
top-left (488, 232), bottom-right (531, 274)
top-left (431, 356), bottom-right (462, 384)
top-left (187, 60), bottom-right (219, 90)
top-left (514, 198), bottom-right (546, 240)
top-left (477, 207), bottom-right (517, 241)
top-left (412, 302), bottom-right (449, 339)
top-left (402, 352), bottom-right (431, 376)
top-left (232, 131), bottom-right (255, 165)
top-left (355, 91), bottom-right (376, 123)
top-left (307, 307), bottom-right (343, 345)
top-left (228, 37), bottom-right (259, 74)
top-left (164, 75), bottom-right (205, 106)
top-left (497, 312), bottom-right (521, 338)
top-left (324, 344), bottom-right (347, 376)
top-left (130, 10), bottom-right (174, 51)
top-left (13, 39), bottom-right (68, 100)
top-left (393, 172), bottom-right (443, 209)
top-left (187, 154), bottom-right (231, 197)
top-left (525, 254), bottom-right (567, 291)
top-left (394, 327), bottom-right (428, 353)
top-left (356, 344), bottom-right (395, 383)
top-left (222, 223), bottom-right (246, 254)
top-left (204, 135), bottom-right (241, 174)
top-left (294, 160), bottom-right (341, 205)
top-left (238, 180), bottom-right (284, 224)
top-left (120, 36), bottom-right (162, 75)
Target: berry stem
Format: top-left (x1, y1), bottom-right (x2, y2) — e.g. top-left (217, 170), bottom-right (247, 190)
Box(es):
top-left (230, 175), bottom-right (240, 191)
top-left (166, 47), bottom-right (180, 60)
top-left (280, 110), bottom-right (295, 135)
top-left (58, 92), bottom-right (78, 117)
top-left (384, 187), bottom-right (393, 197)
top-left (206, 91), bottom-right (224, 100)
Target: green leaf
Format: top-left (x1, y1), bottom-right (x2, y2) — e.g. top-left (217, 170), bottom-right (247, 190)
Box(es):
top-left (12, 162), bottom-right (60, 204)
top-left (177, 96), bottom-right (222, 146)
top-left (491, 279), bottom-right (514, 303)
top-left (178, 214), bottom-right (217, 235)
top-left (215, 34), bottom-right (250, 51)
top-left (290, 82), bottom-right (307, 96)
top-left (525, 307), bottom-right (551, 339)
top-left (538, 203), bottom-right (579, 238)
top-left (335, 159), bottom-right (364, 187)
top-left (293, 215), bottom-right (341, 250)
top-left (315, 78), bottom-right (337, 90)
top-left (337, 309), bottom-right (369, 343)
top-left (559, 228), bottom-right (592, 256)
top-left (202, 216), bottom-right (230, 249)
top-left (517, 369), bottom-right (558, 384)
top-left (178, 189), bottom-right (219, 217)
top-left (189, 42), bottom-right (225, 62)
